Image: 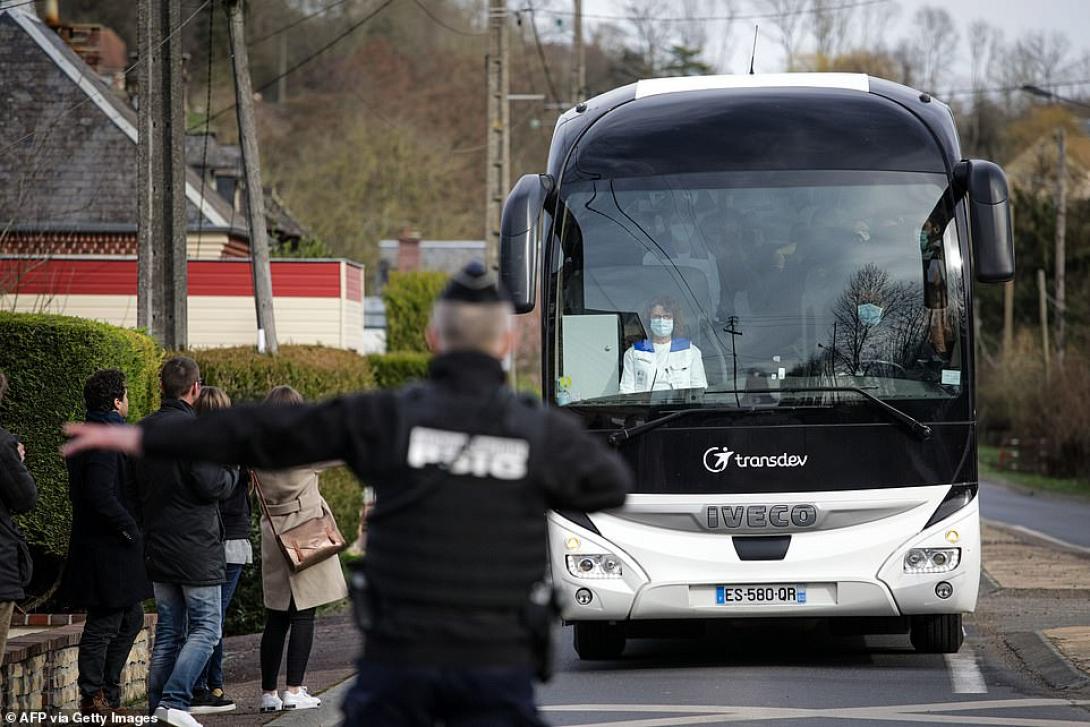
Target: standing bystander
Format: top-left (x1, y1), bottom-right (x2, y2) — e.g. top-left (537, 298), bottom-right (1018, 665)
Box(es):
top-left (60, 369), bottom-right (152, 716)
top-left (189, 386), bottom-right (245, 715)
top-left (0, 370), bottom-right (38, 661)
top-left (134, 357), bottom-right (237, 727)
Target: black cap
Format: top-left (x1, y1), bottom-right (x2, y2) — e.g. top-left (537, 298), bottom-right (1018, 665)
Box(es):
top-left (438, 261), bottom-right (512, 304)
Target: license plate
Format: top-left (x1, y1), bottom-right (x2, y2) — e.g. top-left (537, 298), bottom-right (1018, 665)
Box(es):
top-left (716, 584), bottom-right (807, 605)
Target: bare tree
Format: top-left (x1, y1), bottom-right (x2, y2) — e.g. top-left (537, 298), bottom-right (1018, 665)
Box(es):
top-left (763, 0), bottom-right (809, 71)
top-left (906, 5), bottom-right (958, 94)
top-left (811, 0), bottom-right (855, 62)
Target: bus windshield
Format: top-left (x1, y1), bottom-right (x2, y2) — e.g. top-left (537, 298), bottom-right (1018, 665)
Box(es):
top-left (551, 170), bottom-right (966, 409)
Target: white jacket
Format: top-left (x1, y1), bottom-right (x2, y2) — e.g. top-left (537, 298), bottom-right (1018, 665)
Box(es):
top-left (619, 338), bottom-right (708, 394)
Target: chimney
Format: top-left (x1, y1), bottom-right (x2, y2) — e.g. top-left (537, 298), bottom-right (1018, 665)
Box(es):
top-left (397, 226), bottom-right (422, 273)
top-left (43, 0), bottom-right (60, 28)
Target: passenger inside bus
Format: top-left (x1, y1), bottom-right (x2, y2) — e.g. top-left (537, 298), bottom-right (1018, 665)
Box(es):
top-left (619, 297), bottom-right (708, 394)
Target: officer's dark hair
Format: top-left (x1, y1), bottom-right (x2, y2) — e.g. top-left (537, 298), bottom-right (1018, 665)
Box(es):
top-left (84, 369), bottom-right (127, 413)
top-left (265, 385), bottom-right (304, 406)
top-left (160, 356), bottom-right (200, 399)
top-left (646, 295), bottom-right (686, 337)
top-left (0, 370), bottom-right (7, 405)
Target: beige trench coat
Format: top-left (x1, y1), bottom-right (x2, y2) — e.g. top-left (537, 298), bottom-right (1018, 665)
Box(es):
top-left (254, 466), bottom-right (349, 611)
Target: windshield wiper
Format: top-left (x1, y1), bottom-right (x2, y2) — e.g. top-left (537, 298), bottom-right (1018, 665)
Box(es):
top-left (607, 386), bottom-right (932, 447)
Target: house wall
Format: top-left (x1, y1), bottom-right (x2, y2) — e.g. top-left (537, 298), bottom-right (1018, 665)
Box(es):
top-left (0, 257), bottom-right (366, 352)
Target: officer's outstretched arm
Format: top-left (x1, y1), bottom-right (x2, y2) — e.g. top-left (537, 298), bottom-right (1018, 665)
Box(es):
top-left (140, 393), bottom-right (394, 473)
top-left (541, 409), bottom-right (632, 512)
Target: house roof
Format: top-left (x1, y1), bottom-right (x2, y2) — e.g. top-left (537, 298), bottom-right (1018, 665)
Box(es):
top-left (0, 6), bottom-right (238, 234)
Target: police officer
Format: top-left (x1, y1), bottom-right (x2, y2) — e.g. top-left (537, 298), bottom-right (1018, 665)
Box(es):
top-left (62, 262), bottom-right (633, 726)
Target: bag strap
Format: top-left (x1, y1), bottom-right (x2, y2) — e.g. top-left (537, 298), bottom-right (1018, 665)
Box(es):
top-left (251, 470), bottom-right (281, 539)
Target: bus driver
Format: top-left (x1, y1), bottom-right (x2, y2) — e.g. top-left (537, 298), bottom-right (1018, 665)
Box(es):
top-left (619, 297), bottom-right (708, 394)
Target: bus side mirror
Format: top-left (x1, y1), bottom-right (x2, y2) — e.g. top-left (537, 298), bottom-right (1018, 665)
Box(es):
top-left (500, 174), bottom-right (552, 314)
top-left (955, 160), bottom-right (1015, 283)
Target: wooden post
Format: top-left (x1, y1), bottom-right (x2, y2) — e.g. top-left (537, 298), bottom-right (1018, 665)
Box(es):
top-left (484, 0), bottom-right (509, 271)
top-left (1037, 268), bottom-right (1050, 374)
top-left (137, 0), bottom-right (188, 348)
top-left (1054, 127), bottom-right (1066, 363)
top-left (1002, 280), bottom-right (1014, 358)
top-left (226, 0), bottom-right (279, 354)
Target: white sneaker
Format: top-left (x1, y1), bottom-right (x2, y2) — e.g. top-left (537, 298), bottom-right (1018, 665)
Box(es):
top-left (260, 692), bottom-right (284, 713)
top-left (281, 687), bottom-right (321, 710)
top-left (153, 706), bottom-right (204, 727)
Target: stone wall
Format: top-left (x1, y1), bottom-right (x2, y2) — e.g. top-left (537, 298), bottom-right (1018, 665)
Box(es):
top-left (1, 614), bottom-right (156, 711)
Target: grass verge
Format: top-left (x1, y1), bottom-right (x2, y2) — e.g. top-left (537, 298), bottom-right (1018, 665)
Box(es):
top-left (979, 445), bottom-right (1090, 498)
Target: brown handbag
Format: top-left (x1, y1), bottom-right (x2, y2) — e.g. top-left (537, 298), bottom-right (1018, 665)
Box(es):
top-left (252, 470), bottom-right (349, 573)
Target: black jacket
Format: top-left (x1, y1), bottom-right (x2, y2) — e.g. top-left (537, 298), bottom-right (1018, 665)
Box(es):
top-left (0, 424), bottom-right (37, 601)
top-left (141, 352), bottom-right (632, 667)
top-left (134, 400), bottom-right (236, 586)
top-left (219, 467), bottom-right (250, 541)
top-left (59, 410), bottom-right (153, 609)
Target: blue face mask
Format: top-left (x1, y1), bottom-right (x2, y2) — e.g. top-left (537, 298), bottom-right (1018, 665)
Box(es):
top-left (650, 317), bottom-right (674, 338)
top-left (858, 303), bottom-right (884, 327)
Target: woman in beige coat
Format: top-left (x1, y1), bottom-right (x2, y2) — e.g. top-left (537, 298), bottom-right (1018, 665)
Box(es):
top-left (254, 386), bottom-right (348, 713)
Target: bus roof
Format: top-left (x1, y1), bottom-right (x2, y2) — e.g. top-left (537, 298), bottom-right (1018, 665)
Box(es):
top-left (635, 73), bottom-right (870, 100)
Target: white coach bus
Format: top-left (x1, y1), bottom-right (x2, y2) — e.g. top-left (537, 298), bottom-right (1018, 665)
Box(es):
top-left (499, 74), bottom-right (1015, 659)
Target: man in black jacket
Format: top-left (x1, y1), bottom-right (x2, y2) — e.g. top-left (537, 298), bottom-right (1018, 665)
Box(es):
top-left (133, 357), bottom-right (236, 727)
top-left (0, 370), bottom-right (37, 661)
top-left (60, 369), bottom-right (153, 715)
top-left (62, 263), bottom-right (633, 726)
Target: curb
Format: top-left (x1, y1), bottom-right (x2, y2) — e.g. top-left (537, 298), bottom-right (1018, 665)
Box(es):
top-left (1005, 631), bottom-right (1090, 691)
top-left (267, 678), bottom-right (354, 727)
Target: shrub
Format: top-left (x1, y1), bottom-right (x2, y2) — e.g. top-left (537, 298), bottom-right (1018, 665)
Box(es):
top-left (368, 352), bottom-right (431, 389)
top-left (187, 345), bottom-right (375, 403)
top-left (382, 271), bottom-right (446, 352)
top-left (0, 312), bottom-right (162, 557)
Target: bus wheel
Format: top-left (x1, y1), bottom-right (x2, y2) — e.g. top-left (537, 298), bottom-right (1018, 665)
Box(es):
top-left (910, 614), bottom-right (964, 653)
top-left (573, 622), bottom-right (626, 660)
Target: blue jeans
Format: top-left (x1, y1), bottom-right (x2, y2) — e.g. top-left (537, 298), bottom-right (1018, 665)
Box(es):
top-left (341, 660), bottom-right (544, 727)
top-left (147, 582), bottom-right (222, 712)
top-left (193, 563), bottom-right (244, 692)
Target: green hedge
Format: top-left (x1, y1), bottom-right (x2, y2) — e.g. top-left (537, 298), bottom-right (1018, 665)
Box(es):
top-left (187, 345), bottom-right (375, 403)
top-left (0, 312), bottom-right (162, 557)
top-left (368, 352), bottom-right (431, 389)
top-left (382, 271), bottom-right (446, 352)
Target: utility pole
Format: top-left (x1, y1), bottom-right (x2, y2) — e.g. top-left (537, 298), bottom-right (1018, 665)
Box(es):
top-left (1037, 268), bottom-right (1050, 374)
top-left (571, 0), bottom-right (585, 104)
top-left (137, 0), bottom-right (188, 348)
top-left (485, 0), bottom-right (509, 271)
top-left (1002, 280), bottom-right (1014, 358)
top-left (1054, 127), bottom-right (1067, 363)
top-left (226, 0), bottom-right (279, 354)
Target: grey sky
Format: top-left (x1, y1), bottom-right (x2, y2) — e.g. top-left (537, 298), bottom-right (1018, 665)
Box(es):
top-left (569, 0), bottom-right (1090, 94)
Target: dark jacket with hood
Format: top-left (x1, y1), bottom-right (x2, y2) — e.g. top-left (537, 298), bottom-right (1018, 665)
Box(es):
top-left (0, 424), bottom-right (37, 602)
top-left (60, 409), bottom-right (153, 609)
top-left (133, 399), bottom-right (236, 586)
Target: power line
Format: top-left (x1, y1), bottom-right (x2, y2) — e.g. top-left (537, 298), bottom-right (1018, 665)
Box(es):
top-left (196, 0), bottom-right (396, 130)
top-left (521, 6), bottom-right (561, 104)
top-left (249, 0), bottom-right (356, 45)
top-left (526, 0), bottom-right (890, 24)
top-left (0, 0), bottom-right (213, 159)
top-left (942, 77), bottom-right (1090, 98)
top-left (411, 0), bottom-right (487, 37)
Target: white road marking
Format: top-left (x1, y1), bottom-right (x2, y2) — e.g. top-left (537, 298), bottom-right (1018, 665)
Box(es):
top-left (984, 519), bottom-right (1090, 556)
top-left (945, 651), bottom-right (989, 693)
top-left (540, 698), bottom-right (1090, 726)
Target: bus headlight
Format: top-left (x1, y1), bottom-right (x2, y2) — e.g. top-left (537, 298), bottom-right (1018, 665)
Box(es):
top-left (566, 554), bottom-right (624, 579)
top-left (903, 548), bottom-right (961, 574)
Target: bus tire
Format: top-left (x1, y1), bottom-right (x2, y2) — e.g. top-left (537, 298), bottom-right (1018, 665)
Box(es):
top-left (909, 614), bottom-right (963, 653)
top-left (573, 622), bottom-right (626, 660)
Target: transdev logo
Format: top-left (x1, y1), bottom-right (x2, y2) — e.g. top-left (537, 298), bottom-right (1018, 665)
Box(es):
top-left (703, 447), bottom-right (809, 474)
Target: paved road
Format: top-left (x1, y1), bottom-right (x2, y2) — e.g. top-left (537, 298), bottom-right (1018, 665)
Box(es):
top-left (539, 622), bottom-right (1090, 726)
top-left (980, 479), bottom-right (1090, 550)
